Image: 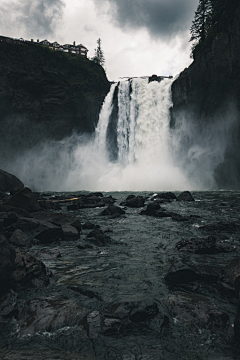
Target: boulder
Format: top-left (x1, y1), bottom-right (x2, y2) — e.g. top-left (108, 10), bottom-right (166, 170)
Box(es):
top-left (140, 203), bottom-right (172, 217)
top-left (0, 235), bottom-right (16, 292)
top-left (164, 260), bottom-right (218, 285)
top-left (121, 195), bottom-right (145, 208)
top-left (9, 229), bottom-right (31, 247)
top-left (31, 211), bottom-right (81, 231)
top-left (61, 224), bottom-right (79, 241)
top-left (100, 205), bottom-right (125, 216)
top-left (82, 221), bottom-right (96, 230)
top-left (4, 187), bottom-right (41, 212)
top-left (0, 169), bottom-right (24, 192)
top-left (81, 300), bottom-right (169, 338)
top-left (0, 289), bottom-right (18, 318)
top-left (152, 192), bottom-right (177, 200)
top-left (177, 191), bottom-right (195, 201)
top-left (10, 217), bottom-right (63, 244)
top-left (17, 297), bottom-right (83, 335)
top-left (176, 236), bottom-right (236, 254)
top-left (11, 248), bottom-right (50, 289)
top-left (86, 229), bottom-right (112, 246)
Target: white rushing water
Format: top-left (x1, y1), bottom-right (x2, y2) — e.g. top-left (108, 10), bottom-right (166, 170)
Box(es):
top-left (64, 78), bottom-right (190, 191)
top-left (5, 77), bottom-right (234, 191)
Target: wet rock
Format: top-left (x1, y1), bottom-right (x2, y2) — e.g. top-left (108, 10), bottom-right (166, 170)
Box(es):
top-left (177, 191), bottom-right (195, 202)
top-left (0, 235), bottom-right (16, 292)
top-left (176, 236), bottom-right (236, 254)
top-left (10, 217), bottom-right (63, 244)
top-left (140, 202), bottom-right (160, 215)
top-left (220, 257), bottom-right (240, 289)
top-left (78, 196), bottom-right (106, 209)
top-left (82, 300), bottom-right (169, 338)
top-left (17, 297), bottom-right (83, 335)
top-left (90, 192), bottom-right (104, 197)
top-left (200, 221), bottom-right (240, 234)
top-left (165, 260), bottom-right (218, 285)
top-left (216, 281), bottom-right (236, 298)
top-left (0, 212), bottom-right (18, 227)
top-left (0, 169), bottom-right (24, 192)
top-left (0, 191), bottom-right (8, 200)
top-left (168, 294), bottom-right (231, 334)
top-left (4, 187), bottom-right (41, 212)
top-left (61, 224), bottom-right (79, 241)
top-left (152, 192), bottom-right (177, 200)
top-left (31, 211), bottom-right (82, 231)
top-left (140, 203), bottom-right (172, 218)
top-left (9, 229), bottom-right (31, 247)
top-left (86, 228), bottom-right (112, 246)
top-left (11, 248), bottom-right (50, 289)
top-left (82, 221), bottom-right (96, 230)
top-left (100, 205), bottom-right (125, 216)
top-left (0, 289), bottom-right (18, 318)
top-left (121, 195), bottom-right (145, 208)
top-left (234, 305), bottom-right (240, 342)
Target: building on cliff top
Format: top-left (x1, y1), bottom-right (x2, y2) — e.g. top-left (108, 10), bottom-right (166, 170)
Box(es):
top-left (0, 35), bottom-right (89, 57)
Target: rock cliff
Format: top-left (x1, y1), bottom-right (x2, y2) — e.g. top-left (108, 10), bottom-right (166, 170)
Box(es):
top-left (171, 4), bottom-right (240, 189)
top-left (0, 38), bottom-right (110, 148)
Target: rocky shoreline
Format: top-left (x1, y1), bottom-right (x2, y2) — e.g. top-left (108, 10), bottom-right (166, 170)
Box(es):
top-left (1, 169), bottom-right (240, 359)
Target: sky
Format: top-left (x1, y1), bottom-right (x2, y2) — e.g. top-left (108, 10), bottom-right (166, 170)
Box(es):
top-left (0, 0), bottom-right (199, 81)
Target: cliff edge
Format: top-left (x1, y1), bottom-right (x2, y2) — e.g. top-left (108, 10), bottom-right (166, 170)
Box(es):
top-left (171, 3), bottom-right (240, 189)
top-left (0, 39), bottom-right (110, 146)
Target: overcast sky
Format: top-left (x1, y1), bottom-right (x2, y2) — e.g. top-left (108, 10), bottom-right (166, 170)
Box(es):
top-left (0, 0), bottom-right (199, 81)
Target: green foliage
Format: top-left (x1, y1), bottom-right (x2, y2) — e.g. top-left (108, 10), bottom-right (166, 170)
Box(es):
top-left (91, 38), bottom-right (105, 67)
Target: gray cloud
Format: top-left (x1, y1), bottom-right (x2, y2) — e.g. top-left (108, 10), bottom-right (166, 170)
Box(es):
top-left (0, 0), bottom-right (65, 39)
top-left (93, 0), bottom-right (199, 40)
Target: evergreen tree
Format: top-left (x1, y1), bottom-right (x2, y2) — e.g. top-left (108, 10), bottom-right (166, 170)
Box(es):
top-left (91, 38), bottom-right (105, 67)
top-left (190, 0), bottom-right (212, 42)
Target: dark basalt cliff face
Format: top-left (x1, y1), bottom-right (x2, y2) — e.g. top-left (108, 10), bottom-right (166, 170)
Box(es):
top-left (171, 4), bottom-right (240, 189)
top-left (0, 39), bottom-right (110, 150)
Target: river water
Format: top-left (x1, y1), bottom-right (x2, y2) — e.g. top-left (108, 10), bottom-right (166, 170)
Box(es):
top-left (1, 190), bottom-right (240, 360)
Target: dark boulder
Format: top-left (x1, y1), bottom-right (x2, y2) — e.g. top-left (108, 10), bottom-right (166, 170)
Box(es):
top-left (140, 203), bottom-right (172, 218)
top-left (165, 260), bottom-right (218, 285)
top-left (121, 195), bottom-right (145, 208)
top-left (9, 229), bottom-right (31, 247)
top-left (177, 191), bottom-right (195, 202)
top-left (100, 205), bottom-right (125, 216)
top-left (0, 235), bottom-right (16, 292)
top-left (0, 169), bottom-right (24, 192)
top-left (168, 294), bottom-right (231, 334)
top-left (4, 187), bottom-right (41, 212)
top-left (61, 224), bottom-right (79, 241)
top-left (86, 229), bottom-right (112, 246)
top-left (82, 221), bottom-right (96, 230)
top-left (81, 300), bottom-right (169, 338)
top-left (31, 211), bottom-right (81, 231)
top-left (10, 217), bottom-right (63, 244)
top-left (16, 297), bottom-right (83, 335)
top-left (11, 248), bottom-right (50, 289)
top-left (0, 289), bottom-right (18, 318)
top-left (176, 236), bottom-right (236, 254)
top-left (153, 192), bottom-right (177, 200)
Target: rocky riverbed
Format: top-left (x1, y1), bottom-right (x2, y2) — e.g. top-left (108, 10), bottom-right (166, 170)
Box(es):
top-left (1, 179), bottom-right (240, 359)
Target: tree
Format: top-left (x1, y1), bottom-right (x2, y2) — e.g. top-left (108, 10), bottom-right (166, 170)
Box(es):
top-left (91, 38), bottom-right (105, 67)
top-left (190, 0), bottom-right (212, 42)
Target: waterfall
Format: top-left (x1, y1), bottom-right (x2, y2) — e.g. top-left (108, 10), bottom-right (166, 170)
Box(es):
top-left (84, 77), bottom-right (190, 191)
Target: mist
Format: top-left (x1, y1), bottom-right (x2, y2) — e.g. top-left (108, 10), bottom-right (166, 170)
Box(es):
top-left (1, 78), bottom-right (237, 192)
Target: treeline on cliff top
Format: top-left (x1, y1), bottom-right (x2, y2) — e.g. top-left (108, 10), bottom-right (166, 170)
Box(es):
top-left (190, 0), bottom-right (239, 58)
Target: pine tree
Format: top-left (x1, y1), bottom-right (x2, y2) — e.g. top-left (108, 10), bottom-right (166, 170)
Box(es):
top-left (91, 38), bottom-right (105, 67)
top-left (190, 0), bottom-right (212, 42)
